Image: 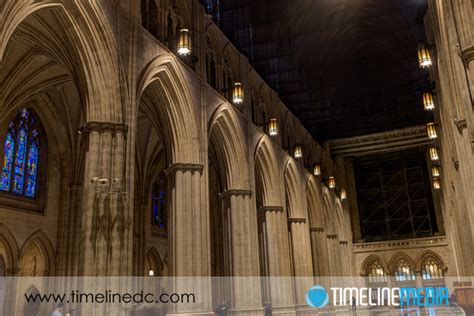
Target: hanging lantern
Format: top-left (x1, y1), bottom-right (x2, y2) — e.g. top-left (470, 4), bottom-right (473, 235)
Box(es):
top-left (293, 144), bottom-right (303, 158)
top-left (418, 44), bottom-right (432, 68)
top-left (177, 28), bottom-right (191, 56)
top-left (269, 118), bottom-right (278, 136)
top-left (148, 269), bottom-right (154, 276)
top-left (423, 92), bottom-right (435, 110)
top-left (427, 123), bottom-right (437, 139)
top-left (328, 176), bottom-right (336, 189)
top-left (340, 189), bottom-right (347, 200)
top-left (313, 163), bottom-right (321, 176)
top-left (232, 82), bottom-right (244, 104)
top-left (429, 147), bottom-right (439, 161)
top-left (433, 178), bottom-right (441, 189)
top-left (431, 166), bottom-right (440, 177)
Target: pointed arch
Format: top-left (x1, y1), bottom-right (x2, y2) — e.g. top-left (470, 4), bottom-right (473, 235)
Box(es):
top-left (209, 104), bottom-right (249, 190)
top-left (146, 247), bottom-right (163, 276)
top-left (321, 186), bottom-right (335, 234)
top-left (284, 159), bottom-right (306, 219)
top-left (306, 176), bottom-right (324, 228)
top-left (0, 224), bottom-right (19, 272)
top-left (19, 230), bottom-right (55, 276)
top-left (388, 252), bottom-right (416, 275)
top-left (415, 250), bottom-right (447, 273)
top-left (360, 254), bottom-right (388, 276)
top-left (254, 136), bottom-right (281, 207)
top-left (138, 54), bottom-right (201, 165)
top-left (0, 2), bottom-right (124, 122)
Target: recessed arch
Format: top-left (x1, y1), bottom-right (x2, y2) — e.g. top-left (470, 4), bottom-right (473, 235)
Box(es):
top-left (146, 248), bottom-right (163, 276)
top-left (138, 54), bottom-right (201, 165)
top-left (388, 252), bottom-right (416, 276)
top-left (415, 250), bottom-right (447, 273)
top-left (284, 159), bottom-right (306, 219)
top-left (254, 135), bottom-right (281, 207)
top-left (209, 103), bottom-right (249, 190)
top-left (0, 224), bottom-right (19, 273)
top-left (306, 176), bottom-right (324, 228)
top-left (360, 254), bottom-right (388, 276)
top-left (19, 230), bottom-right (55, 276)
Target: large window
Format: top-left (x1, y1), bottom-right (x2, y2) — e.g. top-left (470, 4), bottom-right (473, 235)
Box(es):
top-left (394, 258), bottom-right (416, 282)
top-left (0, 109), bottom-right (41, 198)
top-left (422, 258), bottom-right (444, 280)
top-left (151, 175), bottom-right (167, 234)
top-left (367, 260), bottom-right (387, 284)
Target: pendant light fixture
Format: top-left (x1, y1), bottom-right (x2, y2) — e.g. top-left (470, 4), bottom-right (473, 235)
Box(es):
top-left (232, 82), bottom-right (244, 105)
top-left (418, 44), bottom-right (432, 68)
top-left (427, 123), bottom-right (437, 139)
top-left (312, 163), bottom-right (321, 176)
top-left (293, 144), bottom-right (303, 159)
top-left (177, 28), bottom-right (191, 56)
top-left (268, 118), bottom-right (278, 136)
top-left (423, 92), bottom-right (435, 110)
top-left (429, 147), bottom-right (439, 161)
top-left (433, 178), bottom-right (441, 189)
top-left (328, 176), bottom-right (336, 189)
top-left (431, 166), bottom-right (440, 177)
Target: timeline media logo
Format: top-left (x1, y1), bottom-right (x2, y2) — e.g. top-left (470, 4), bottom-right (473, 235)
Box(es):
top-left (306, 285), bottom-right (329, 308)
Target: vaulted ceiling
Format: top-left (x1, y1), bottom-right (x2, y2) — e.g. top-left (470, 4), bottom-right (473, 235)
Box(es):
top-left (218, 0), bottom-right (433, 140)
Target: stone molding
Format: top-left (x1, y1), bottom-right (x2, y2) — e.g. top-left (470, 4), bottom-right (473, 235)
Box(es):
top-left (339, 241), bottom-right (348, 245)
top-left (310, 227), bottom-right (324, 233)
top-left (288, 217), bottom-right (306, 224)
top-left (219, 189), bottom-right (253, 199)
top-left (462, 45), bottom-right (474, 66)
top-left (327, 234), bottom-right (338, 239)
top-left (257, 206), bottom-right (284, 214)
top-left (165, 163), bottom-right (204, 175)
top-left (454, 118), bottom-right (467, 134)
top-left (84, 121), bottom-right (128, 133)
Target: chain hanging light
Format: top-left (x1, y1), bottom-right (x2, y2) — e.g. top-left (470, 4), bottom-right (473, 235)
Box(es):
top-left (268, 118), bottom-right (278, 136)
top-left (232, 82), bottom-right (244, 104)
top-left (429, 147), bottom-right (439, 161)
top-left (418, 44), bottom-right (432, 68)
top-left (340, 189), bottom-right (347, 200)
top-left (177, 28), bottom-right (191, 56)
top-left (293, 144), bottom-right (303, 158)
top-left (427, 123), bottom-right (437, 139)
top-left (423, 92), bottom-right (435, 110)
top-left (328, 176), bottom-right (336, 189)
top-left (433, 178), bottom-right (441, 189)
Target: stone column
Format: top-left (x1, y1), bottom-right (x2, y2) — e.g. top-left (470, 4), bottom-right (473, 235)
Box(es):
top-left (310, 227), bottom-right (329, 277)
top-left (258, 206), bottom-right (295, 314)
top-left (289, 217), bottom-right (314, 309)
top-left (166, 163), bottom-right (213, 315)
top-left (221, 190), bottom-right (262, 315)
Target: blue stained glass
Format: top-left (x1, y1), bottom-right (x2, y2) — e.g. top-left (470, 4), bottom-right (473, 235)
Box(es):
top-left (12, 127), bottom-right (27, 194)
top-left (0, 132), bottom-right (14, 191)
top-left (25, 140), bottom-right (38, 197)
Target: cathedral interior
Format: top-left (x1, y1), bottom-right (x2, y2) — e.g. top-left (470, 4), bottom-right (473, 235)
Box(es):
top-left (0, 0), bottom-right (473, 315)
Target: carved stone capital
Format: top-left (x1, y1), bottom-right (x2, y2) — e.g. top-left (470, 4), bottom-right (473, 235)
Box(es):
top-left (461, 45), bottom-right (474, 67)
top-left (165, 163), bottom-right (204, 175)
top-left (327, 234), bottom-right (338, 239)
top-left (289, 217), bottom-right (306, 224)
top-left (84, 121), bottom-right (128, 134)
top-left (339, 241), bottom-right (348, 245)
top-left (454, 118), bottom-right (467, 134)
top-left (310, 227), bottom-right (325, 233)
top-left (257, 206), bottom-right (284, 215)
top-left (220, 189), bottom-right (253, 199)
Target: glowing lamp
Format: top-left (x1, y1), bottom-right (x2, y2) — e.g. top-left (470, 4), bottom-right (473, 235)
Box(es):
top-left (293, 144), bottom-right (303, 158)
top-left (433, 178), bottom-right (441, 189)
top-left (418, 44), bottom-right (432, 68)
top-left (148, 269), bottom-right (154, 276)
top-left (427, 123), bottom-right (437, 139)
top-left (177, 29), bottom-right (191, 56)
top-left (313, 163), bottom-right (321, 176)
top-left (431, 166), bottom-right (440, 177)
top-left (328, 176), bottom-right (336, 189)
top-left (232, 82), bottom-right (244, 104)
top-left (423, 92), bottom-right (435, 110)
top-left (340, 189), bottom-right (347, 200)
top-left (269, 118), bottom-right (278, 136)
top-left (429, 147), bottom-right (439, 161)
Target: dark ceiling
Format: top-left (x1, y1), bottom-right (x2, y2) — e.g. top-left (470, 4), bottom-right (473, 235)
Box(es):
top-left (210, 0), bottom-right (433, 140)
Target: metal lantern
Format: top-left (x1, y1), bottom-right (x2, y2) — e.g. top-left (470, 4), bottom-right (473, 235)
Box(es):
top-left (293, 144), bottom-right (303, 158)
top-left (427, 123), bottom-right (437, 139)
top-left (328, 176), bottom-right (336, 189)
top-left (177, 28), bottom-right (191, 56)
top-left (432, 166), bottom-right (440, 177)
top-left (429, 147), bottom-right (439, 161)
top-left (423, 92), bottom-right (435, 110)
top-left (340, 189), bottom-right (347, 200)
top-left (418, 44), bottom-right (432, 68)
top-left (232, 82), bottom-right (244, 104)
top-left (148, 269), bottom-right (154, 276)
top-left (433, 178), bottom-right (441, 189)
top-left (269, 118), bottom-right (278, 136)
top-left (313, 163), bottom-right (321, 176)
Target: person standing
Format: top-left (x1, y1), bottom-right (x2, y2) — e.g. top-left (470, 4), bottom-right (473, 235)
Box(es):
top-left (52, 303), bottom-right (65, 316)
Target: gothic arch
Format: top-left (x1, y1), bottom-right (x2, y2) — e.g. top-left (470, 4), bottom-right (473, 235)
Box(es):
top-left (284, 159), bottom-right (307, 219)
top-left (415, 250), bottom-right (447, 273)
top-left (138, 54), bottom-right (201, 165)
top-left (388, 252), bottom-right (416, 275)
top-left (360, 254), bottom-right (388, 276)
top-left (0, 224), bottom-right (19, 273)
top-left (0, 2), bottom-right (124, 122)
top-left (322, 187), bottom-right (335, 234)
top-left (254, 136), bottom-right (282, 207)
top-left (209, 104), bottom-right (249, 190)
top-left (19, 230), bottom-right (55, 276)
top-left (306, 177), bottom-right (324, 228)
top-left (146, 248), bottom-right (164, 276)
top-left (205, 23), bottom-right (224, 65)
top-left (222, 44), bottom-right (241, 80)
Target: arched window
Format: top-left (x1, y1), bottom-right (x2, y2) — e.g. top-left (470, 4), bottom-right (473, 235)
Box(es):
top-left (422, 257), bottom-right (444, 280)
top-left (0, 109), bottom-right (40, 198)
top-left (394, 258), bottom-right (416, 281)
top-left (367, 260), bottom-right (386, 283)
top-left (141, 0), bottom-right (159, 37)
top-left (151, 175), bottom-right (167, 232)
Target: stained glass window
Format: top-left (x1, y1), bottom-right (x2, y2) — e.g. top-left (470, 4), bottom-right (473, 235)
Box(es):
top-left (151, 176), bottom-right (167, 229)
top-left (394, 258), bottom-right (416, 281)
top-left (0, 109), bottom-right (41, 198)
top-left (422, 258), bottom-right (444, 280)
top-left (367, 260), bottom-right (386, 283)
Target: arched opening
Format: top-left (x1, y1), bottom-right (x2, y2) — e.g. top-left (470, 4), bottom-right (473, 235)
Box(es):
top-left (141, 0), bottom-right (159, 37)
top-left (23, 286), bottom-right (41, 316)
top-left (418, 251), bottom-right (446, 287)
top-left (389, 253), bottom-right (416, 288)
